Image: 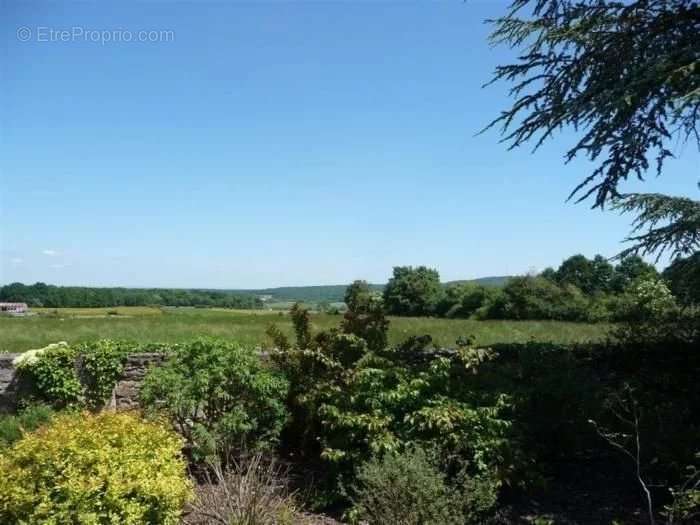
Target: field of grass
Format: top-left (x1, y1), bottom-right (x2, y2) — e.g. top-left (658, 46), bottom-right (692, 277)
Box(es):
top-left (0, 307), bottom-right (609, 353)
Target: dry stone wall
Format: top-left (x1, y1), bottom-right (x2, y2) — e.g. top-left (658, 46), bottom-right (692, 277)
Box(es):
top-left (0, 352), bottom-right (167, 412)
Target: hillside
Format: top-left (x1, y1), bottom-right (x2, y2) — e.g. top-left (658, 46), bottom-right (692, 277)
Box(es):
top-left (234, 276), bottom-right (512, 304)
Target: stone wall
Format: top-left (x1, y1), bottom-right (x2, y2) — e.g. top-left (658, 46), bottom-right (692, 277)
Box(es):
top-left (0, 352), bottom-right (167, 412)
top-left (111, 353), bottom-right (167, 410)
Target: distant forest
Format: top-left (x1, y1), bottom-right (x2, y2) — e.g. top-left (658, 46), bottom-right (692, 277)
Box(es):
top-left (0, 282), bottom-right (262, 309)
top-left (233, 276), bottom-right (510, 304)
top-left (0, 277), bottom-right (512, 309)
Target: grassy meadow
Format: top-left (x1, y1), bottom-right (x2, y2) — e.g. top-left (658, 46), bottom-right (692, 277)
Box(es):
top-left (0, 307), bottom-right (609, 354)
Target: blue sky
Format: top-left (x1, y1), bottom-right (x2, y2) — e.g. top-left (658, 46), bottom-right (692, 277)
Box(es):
top-left (1, 1), bottom-right (698, 288)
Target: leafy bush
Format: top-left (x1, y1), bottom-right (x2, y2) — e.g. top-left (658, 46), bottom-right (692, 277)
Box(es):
top-left (622, 276), bottom-right (678, 322)
top-left (0, 404), bottom-right (54, 448)
top-left (663, 253), bottom-right (700, 307)
top-left (348, 445), bottom-right (464, 525)
top-left (0, 411), bottom-right (192, 524)
top-left (140, 338), bottom-right (289, 462)
top-left (341, 289), bottom-right (389, 351)
top-left (13, 341), bottom-right (82, 407)
top-left (78, 339), bottom-right (130, 408)
top-left (13, 340), bottom-right (130, 409)
top-left (665, 453), bottom-right (700, 524)
top-left (484, 276), bottom-right (590, 321)
top-left (437, 283), bottom-right (498, 319)
top-left (269, 304), bottom-right (513, 502)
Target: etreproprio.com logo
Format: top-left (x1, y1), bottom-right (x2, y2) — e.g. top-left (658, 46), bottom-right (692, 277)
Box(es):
top-left (16, 26), bottom-right (175, 44)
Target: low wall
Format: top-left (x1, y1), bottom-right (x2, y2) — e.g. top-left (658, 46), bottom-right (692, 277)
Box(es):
top-left (0, 352), bottom-right (167, 412)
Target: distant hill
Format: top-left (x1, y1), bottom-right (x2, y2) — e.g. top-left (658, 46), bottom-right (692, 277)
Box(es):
top-left (444, 276), bottom-right (512, 288)
top-left (231, 284), bottom-right (384, 304)
top-left (234, 276), bottom-right (512, 305)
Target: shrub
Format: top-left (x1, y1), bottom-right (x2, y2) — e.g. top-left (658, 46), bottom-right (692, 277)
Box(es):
top-left (270, 304), bottom-right (513, 501)
top-left (0, 403), bottom-right (54, 448)
top-left (341, 291), bottom-right (389, 352)
top-left (140, 338), bottom-right (289, 462)
top-left (622, 276), bottom-right (678, 322)
top-left (348, 445), bottom-right (464, 525)
top-left (13, 340), bottom-right (130, 409)
top-left (0, 411), bottom-right (192, 524)
top-left (78, 339), bottom-right (130, 409)
top-left (437, 283), bottom-right (497, 319)
top-left (13, 341), bottom-right (82, 407)
top-left (185, 454), bottom-right (298, 525)
top-left (484, 276), bottom-right (590, 321)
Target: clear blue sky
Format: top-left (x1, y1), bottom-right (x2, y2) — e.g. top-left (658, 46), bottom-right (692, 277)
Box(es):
top-left (1, 1), bottom-right (698, 288)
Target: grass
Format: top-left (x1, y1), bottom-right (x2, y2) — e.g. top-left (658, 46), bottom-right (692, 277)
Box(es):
top-left (0, 307), bottom-right (609, 354)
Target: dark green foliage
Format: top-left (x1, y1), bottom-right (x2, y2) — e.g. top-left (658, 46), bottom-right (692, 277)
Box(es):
top-left (78, 340), bottom-right (129, 409)
top-left (14, 341), bottom-right (131, 410)
top-left (0, 404), bottom-right (54, 448)
top-left (485, 0), bottom-right (699, 262)
top-left (268, 303), bottom-right (514, 504)
top-left (383, 266), bottom-right (444, 316)
top-left (663, 252), bottom-right (700, 307)
top-left (348, 446), bottom-right (466, 525)
top-left (140, 338), bottom-right (289, 462)
top-left (555, 254), bottom-right (600, 294)
top-left (15, 343), bottom-right (82, 408)
top-left (610, 255), bottom-right (659, 293)
top-left (616, 193), bottom-right (700, 261)
top-left (436, 283), bottom-right (499, 319)
top-left (491, 276), bottom-right (590, 321)
top-left (485, 0), bottom-right (699, 208)
top-left (344, 280), bottom-right (372, 311)
top-left (553, 254), bottom-right (657, 295)
top-left (0, 282), bottom-right (262, 309)
top-left (342, 282), bottom-right (389, 351)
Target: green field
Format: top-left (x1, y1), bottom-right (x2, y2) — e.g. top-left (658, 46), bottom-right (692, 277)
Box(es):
top-left (0, 307), bottom-right (609, 354)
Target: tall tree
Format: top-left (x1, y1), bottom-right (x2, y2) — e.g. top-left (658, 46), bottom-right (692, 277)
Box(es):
top-left (556, 254), bottom-right (596, 293)
top-left (611, 255), bottom-right (659, 292)
top-left (383, 266), bottom-right (444, 316)
top-left (662, 252), bottom-right (700, 306)
top-left (485, 0), bottom-right (700, 259)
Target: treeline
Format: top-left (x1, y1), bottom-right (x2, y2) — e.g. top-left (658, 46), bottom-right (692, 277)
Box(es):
top-left (378, 253), bottom-right (700, 322)
top-left (0, 282), bottom-right (263, 309)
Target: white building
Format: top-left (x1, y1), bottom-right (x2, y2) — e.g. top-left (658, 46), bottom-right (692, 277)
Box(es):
top-left (0, 303), bottom-right (28, 314)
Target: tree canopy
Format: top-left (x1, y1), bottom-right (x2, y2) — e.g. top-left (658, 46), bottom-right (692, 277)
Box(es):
top-left (486, 0), bottom-right (700, 259)
top-left (383, 266), bottom-right (444, 316)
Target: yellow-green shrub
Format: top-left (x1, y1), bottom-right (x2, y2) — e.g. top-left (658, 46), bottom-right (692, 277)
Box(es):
top-left (0, 411), bottom-right (192, 525)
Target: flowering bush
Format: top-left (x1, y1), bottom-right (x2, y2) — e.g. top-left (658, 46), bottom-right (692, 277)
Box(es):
top-left (0, 411), bottom-right (192, 524)
top-left (12, 341), bottom-right (69, 367)
top-left (13, 340), bottom-right (129, 409)
top-left (14, 341), bottom-right (82, 407)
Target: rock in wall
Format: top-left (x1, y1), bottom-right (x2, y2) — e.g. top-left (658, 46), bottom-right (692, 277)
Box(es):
top-left (0, 352), bottom-right (167, 412)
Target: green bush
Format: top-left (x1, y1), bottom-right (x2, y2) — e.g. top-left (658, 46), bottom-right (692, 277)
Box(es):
top-left (13, 342), bottom-right (82, 407)
top-left (348, 446), bottom-right (464, 525)
top-left (0, 411), bottom-right (192, 524)
top-left (270, 304), bottom-right (513, 501)
top-left (437, 283), bottom-right (498, 319)
top-left (13, 340), bottom-right (130, 409)
top-left (0, 404), bottom-right (54, 448)
top-left (504, 277), bottom-right (590, 321)
top-left (78, 339), bottom-right (130, 409)
top-left (140, 338), bottom-right (289, 462)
